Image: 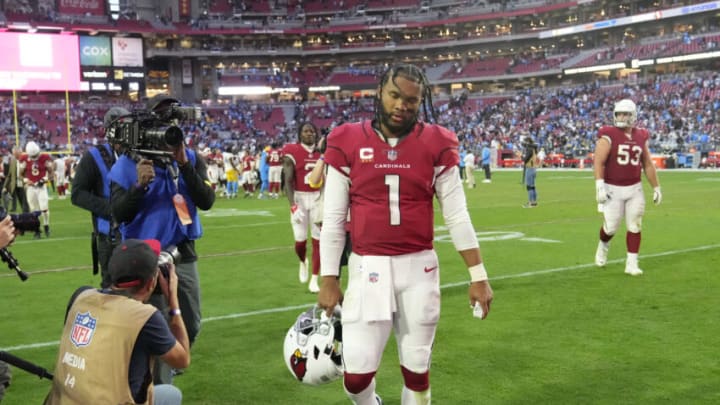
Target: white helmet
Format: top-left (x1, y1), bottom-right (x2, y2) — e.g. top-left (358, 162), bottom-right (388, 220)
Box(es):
top-left (613, 99), bottom-right (637, 128)
top-left (283, 306), bottom-right (343, 385)
top-left (25, 141), bottom-right (40, 158)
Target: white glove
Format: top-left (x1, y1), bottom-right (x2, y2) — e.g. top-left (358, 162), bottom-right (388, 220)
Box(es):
top-left (653, 186), bottom-right (662, 205)
top-left (290, 203), bottom-right (305, 224)
top-left (595, 179), bottom-right (610, 204)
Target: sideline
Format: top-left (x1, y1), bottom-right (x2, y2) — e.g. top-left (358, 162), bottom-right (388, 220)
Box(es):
top-left (2, 243), bottom-right (717, 352)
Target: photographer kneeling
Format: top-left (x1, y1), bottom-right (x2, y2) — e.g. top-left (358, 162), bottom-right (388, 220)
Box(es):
top-left (45, 239), bottom-right (189, 405)
top-left (108, 96), bottom-right (215, 384)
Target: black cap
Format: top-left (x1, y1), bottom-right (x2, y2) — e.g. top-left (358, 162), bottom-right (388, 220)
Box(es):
top-left (108, 239), bottom-right (161, 288)
top-left (146, 95), bottom-right (180, 113)
top-left (103, 107), bottom-right (130, 128)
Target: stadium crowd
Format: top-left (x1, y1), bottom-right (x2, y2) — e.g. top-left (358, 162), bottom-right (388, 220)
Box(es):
top-left (2, 71), bottom-right (719, 168)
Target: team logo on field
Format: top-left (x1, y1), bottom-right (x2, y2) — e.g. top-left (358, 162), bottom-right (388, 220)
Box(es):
top-left (70, 312), bottom-right (97, 348)
top-left (387, 149), bottom-right (398, 161)
top-left (369, 272), bottom-right (379, 283)
top-left (289, 349), bottom-right (308, 381)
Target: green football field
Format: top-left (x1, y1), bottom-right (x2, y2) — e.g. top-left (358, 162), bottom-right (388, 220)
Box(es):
top-left (1, 169), bottom-right (719, 404)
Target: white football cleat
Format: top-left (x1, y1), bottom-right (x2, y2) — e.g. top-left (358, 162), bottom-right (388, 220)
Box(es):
top-left (595, 241), bottom-right (609, 267)
top-left (375, 395), bottom-right (383, 405)
top-left (308, 275), bottom-right (320, 293)
top-left (299, 258), bottom-right (309, 283)
top-left (624, 263), bottom-right (643, 276)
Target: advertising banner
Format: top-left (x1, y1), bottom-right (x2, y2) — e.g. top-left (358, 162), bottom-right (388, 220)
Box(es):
top-left (79, 36), bottom-right (112, 66)
top-left (112, 37), bottom-right (143, 67)
top-left (57, 0), bottom-right (106, 16)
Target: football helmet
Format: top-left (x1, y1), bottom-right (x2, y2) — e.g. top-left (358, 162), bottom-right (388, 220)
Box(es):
top-left (283, 305), bottom-right (343, 386)
top-left (25, 141), bottom-right (40, 158)
top-left (613, 99), bottom-right (637, 128)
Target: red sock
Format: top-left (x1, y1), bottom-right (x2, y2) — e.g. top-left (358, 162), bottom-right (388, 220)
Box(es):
top-left (311, 238), bottom-right (320, 275)
top-left (295, 241), bottom-right (307, 262)
top-left (600, 227), bottom-right (613, 243)
top-left (626, 231), bottom-right (641, 254)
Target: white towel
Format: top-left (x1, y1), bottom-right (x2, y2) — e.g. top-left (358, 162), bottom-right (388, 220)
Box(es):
top-left (359, 255), bottom-right (396, 322)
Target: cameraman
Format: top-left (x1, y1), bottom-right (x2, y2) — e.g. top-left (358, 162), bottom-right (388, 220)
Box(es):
top-left (108, 96), bottom-right (215, 384)
top-left (45, 239), bottom-right (189, 405)
top-left (71, 107), bottom-right (129, 288)
top-left (0, 216), bottom-right (16, 403)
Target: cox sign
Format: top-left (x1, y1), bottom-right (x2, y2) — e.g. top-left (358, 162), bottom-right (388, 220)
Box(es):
top-left (79, 36), bottom-right (111, 66)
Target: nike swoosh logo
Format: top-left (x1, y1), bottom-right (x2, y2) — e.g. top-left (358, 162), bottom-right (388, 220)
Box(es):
top-left (424, 266), bottom-right (437, 273)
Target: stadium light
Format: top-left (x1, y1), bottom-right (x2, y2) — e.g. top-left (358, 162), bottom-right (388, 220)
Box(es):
top-left (563, 62), bottom-right (627, 75)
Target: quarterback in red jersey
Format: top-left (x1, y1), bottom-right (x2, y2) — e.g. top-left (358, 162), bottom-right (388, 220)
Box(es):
top-left (20, 141), bottom-right (54, 238)
top-left (318, 64), bottom-right (493, 405)
top-left (282, 122), bottom-right (323, 293)
top-left (594, 99), bottom-right (662, 276)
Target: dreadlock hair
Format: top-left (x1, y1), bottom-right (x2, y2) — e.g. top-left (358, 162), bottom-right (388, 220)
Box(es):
top-left (297, 120), bottom-right (320, 146)
top-left (374, 64), bottom-right (437, 127)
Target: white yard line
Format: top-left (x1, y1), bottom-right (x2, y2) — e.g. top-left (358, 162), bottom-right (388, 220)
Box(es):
top-left (3, 243), bottom-right (717, 353)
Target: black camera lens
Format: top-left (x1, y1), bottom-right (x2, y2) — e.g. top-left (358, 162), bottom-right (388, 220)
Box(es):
top-left (145, 126), bottom-right (183, 147)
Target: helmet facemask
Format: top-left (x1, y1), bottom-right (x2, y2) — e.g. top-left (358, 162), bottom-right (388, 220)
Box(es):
top-left (283, 306), bottom-right (343, 386)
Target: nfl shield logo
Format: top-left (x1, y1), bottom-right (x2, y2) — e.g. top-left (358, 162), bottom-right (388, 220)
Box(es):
top-left (369, 272), bottom-right (379, 283)
top-left (387, 149), bottom-right (398, 161)
top-left (70, 312), bottom-right (97, 348)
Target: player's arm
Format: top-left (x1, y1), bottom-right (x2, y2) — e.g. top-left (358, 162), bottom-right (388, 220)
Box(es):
top-left (593, 136), bottom-right (611, 181)
top-left (282, 156), bottom-right (296, 204)
top-left (435, 165), bottom-right (493, 318)
top-left (308, 157), bottom-right (325, 189)
top-left (640, 139), bottom-right (662, 204)
top-left (318, 165), bottom-right (349, 315)
top-left (640, 140), bottom-right (660, 188)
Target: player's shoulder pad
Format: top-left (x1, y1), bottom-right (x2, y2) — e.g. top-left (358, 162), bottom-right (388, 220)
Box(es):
top-left (327, 121), bottom-right (365, 148)
top-left (418, 123), bottom-right (459, 148)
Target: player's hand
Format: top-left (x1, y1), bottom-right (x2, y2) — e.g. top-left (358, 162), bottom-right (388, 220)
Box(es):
top-left (653, 186), bottom-right (662, 205)
top-left (136, 159), bottom-right (155, 187)
top-left (318, 276), bottom-right (343, 317)
top-left (595, 179), bottom-right (609, 204)
top-left (469, 280), bottom-right (493, 320)
top-left (290, 203), bottom-right (305, 224)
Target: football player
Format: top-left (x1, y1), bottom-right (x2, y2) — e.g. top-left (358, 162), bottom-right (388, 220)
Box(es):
top-left (282, 122), bottom-right (323, 293)
top-left (20, 141), bottom-right (54, 238)
top-left (266, 142), bottom-right (283, 199)
top-left (594, 99), bottom-right (662, 276)
top-left (318, 64), bottom-right (493, 405)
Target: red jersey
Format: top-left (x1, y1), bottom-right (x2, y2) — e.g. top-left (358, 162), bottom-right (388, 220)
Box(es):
top-left (282, 143), bottom-right (321, 192)
top-left (22, 153), bottom-right (53, 184)
top-left (598, 125), bottom-right (649, 186)
top-left (325, 120), bottom-right (459, 256)
top-left (267, 148), bottom-right (283, 167)
top-left (241, 154), bottom-right (255, 172)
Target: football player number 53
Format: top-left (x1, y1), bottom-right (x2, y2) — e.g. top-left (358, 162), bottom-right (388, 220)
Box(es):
top-left (385, 174), bottom-right (400, 226)
top-left (617, 144), bottom-right (642, 166)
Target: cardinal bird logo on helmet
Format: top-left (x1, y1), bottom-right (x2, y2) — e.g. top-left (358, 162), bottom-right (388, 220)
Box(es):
top-left (289, 349), bottom-right (308, 381)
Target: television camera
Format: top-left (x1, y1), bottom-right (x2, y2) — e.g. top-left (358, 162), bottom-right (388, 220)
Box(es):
top-left (106, 102), bottom-right (202, 158)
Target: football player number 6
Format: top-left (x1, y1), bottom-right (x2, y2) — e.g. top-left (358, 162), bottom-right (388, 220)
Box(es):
top-left (385, 174), bottom-right (400, 225)
top-left (617, 144), bottom-right (642, 166)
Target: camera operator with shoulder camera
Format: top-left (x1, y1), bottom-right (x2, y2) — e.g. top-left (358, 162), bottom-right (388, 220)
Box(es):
top-left (45, 239), bottom-right (189, 405)
top-left (71, 107), bottom-right (129, 288)
top-left (0, 216), bottom-right (16, 403)
top-left (108, 96), bottom-right (214, 385)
